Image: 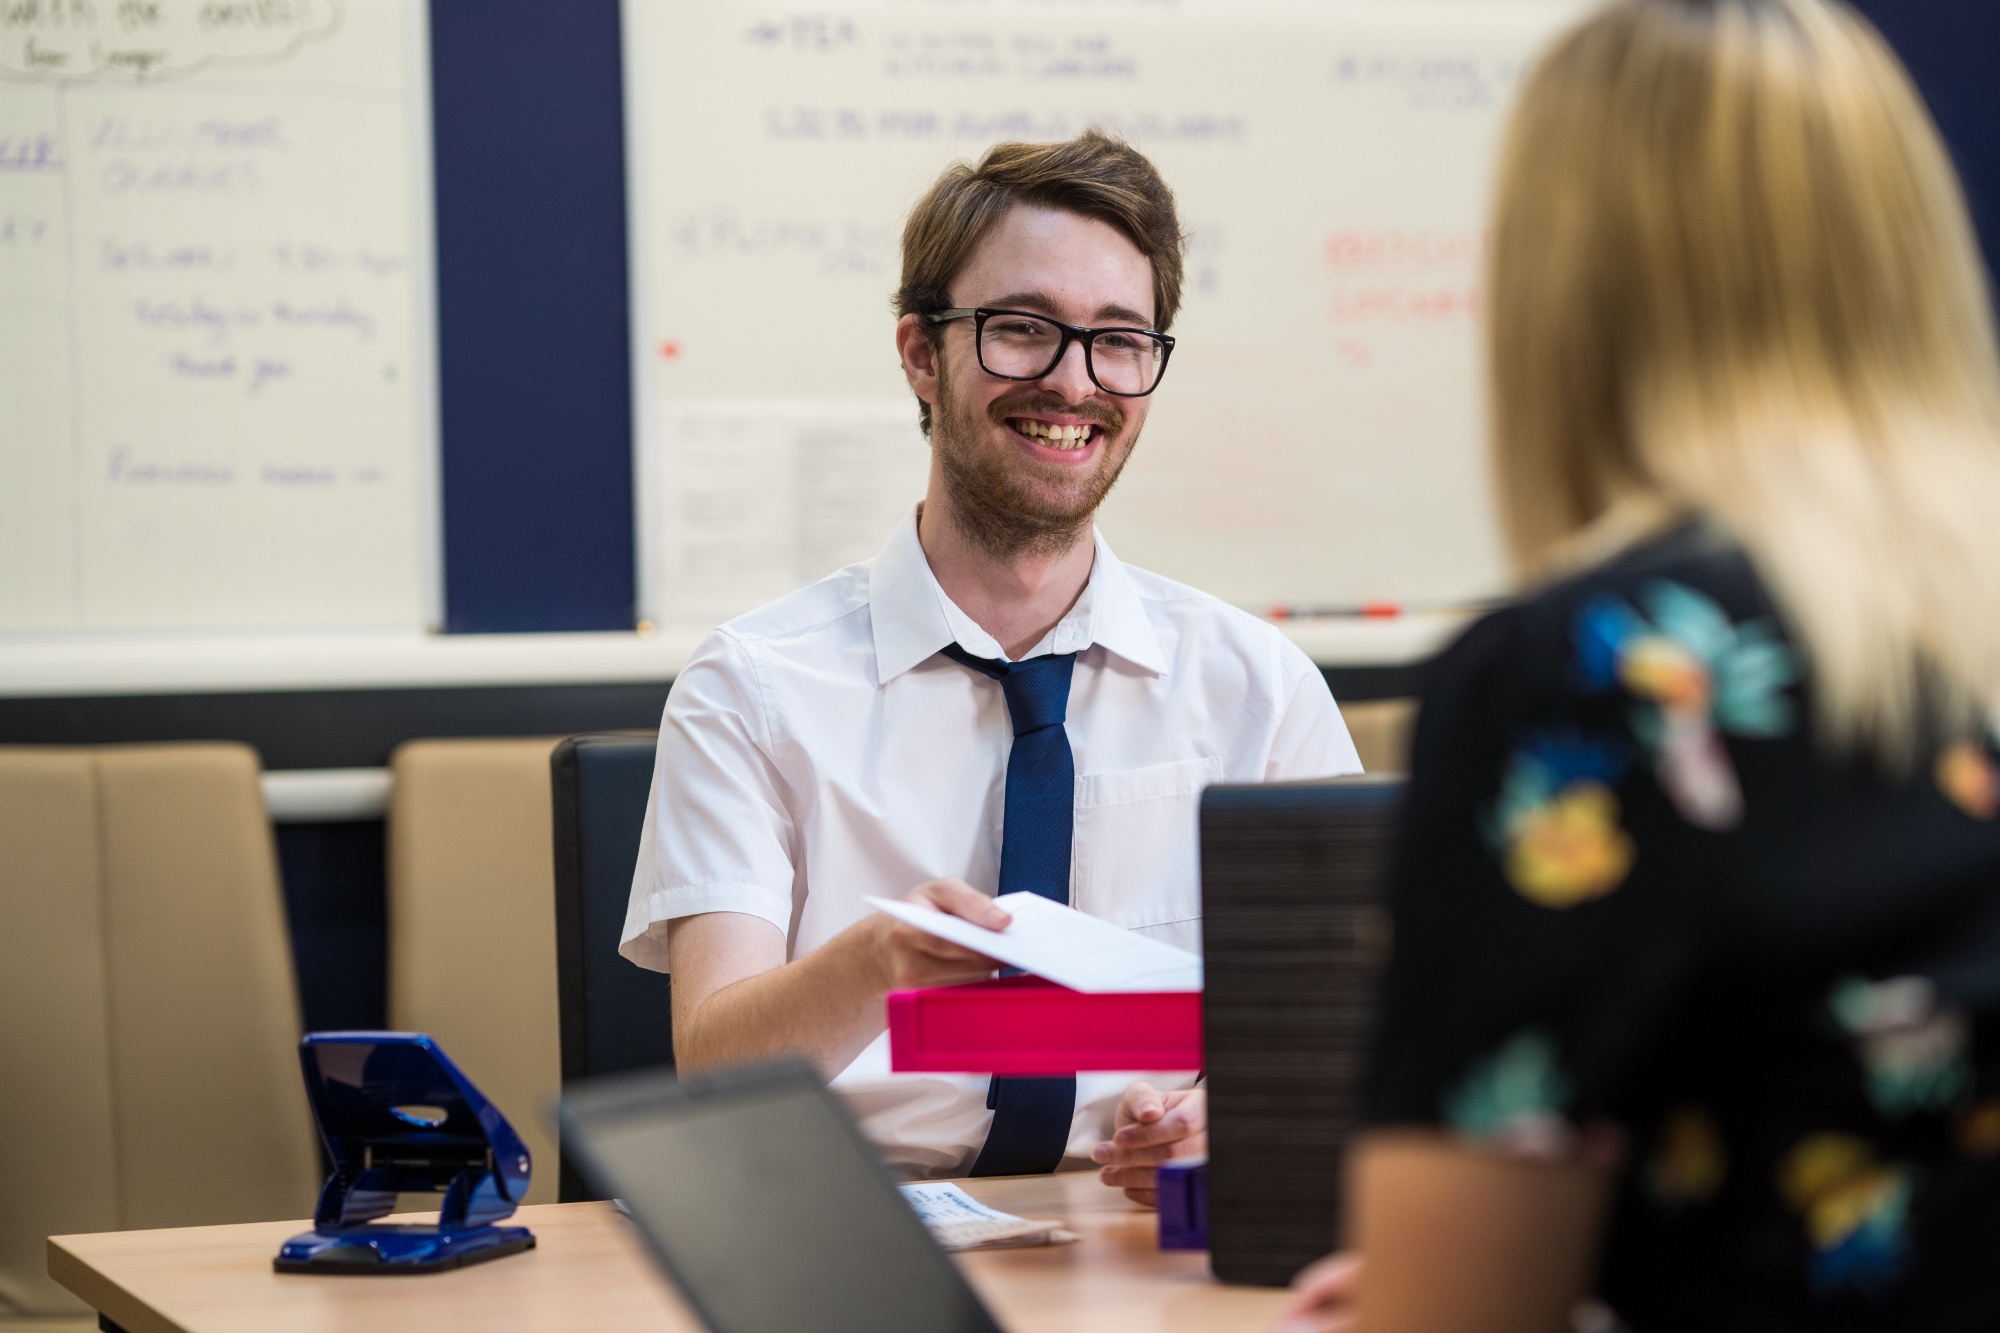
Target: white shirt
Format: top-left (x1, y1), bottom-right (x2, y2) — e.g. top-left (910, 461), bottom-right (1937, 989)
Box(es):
top-left (621, 509), bottom-right (1362, 1176)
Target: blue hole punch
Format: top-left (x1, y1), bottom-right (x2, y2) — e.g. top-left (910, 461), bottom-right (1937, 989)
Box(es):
top-left (276, 1032), bottom-right (536, 1274)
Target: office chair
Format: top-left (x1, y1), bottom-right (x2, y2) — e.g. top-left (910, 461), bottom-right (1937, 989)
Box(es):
top-left (1199, 776), bottom-right (1405, 1286)
top-left (387, 736), bottom-right (565, 1204)
top-left (0, 744), bottom-right (320, 1317)
top-left (550, 731), bottom-right (674, 1200)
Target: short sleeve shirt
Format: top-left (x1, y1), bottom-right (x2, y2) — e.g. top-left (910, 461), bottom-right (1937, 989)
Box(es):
top-left (624, 508), bottom-right (1362, 1176)
top-left (1366, 522), bottom-right (2000, 1331)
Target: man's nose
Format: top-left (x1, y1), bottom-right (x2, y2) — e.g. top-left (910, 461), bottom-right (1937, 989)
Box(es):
top-left (1037, 336), bottom-right (1096, 402)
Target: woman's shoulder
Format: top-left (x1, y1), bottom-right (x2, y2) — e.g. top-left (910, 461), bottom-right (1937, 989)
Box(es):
top-left (1549, 521), bottom-right (1772, 620)
top-left (1419, 521), bottom-right (1806, 840)
top-left (1433, 522), bottom-right (1786, 700)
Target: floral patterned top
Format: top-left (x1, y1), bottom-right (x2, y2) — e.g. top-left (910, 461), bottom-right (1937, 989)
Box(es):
top-left (1365, 523), bottom-right (2000, 1332)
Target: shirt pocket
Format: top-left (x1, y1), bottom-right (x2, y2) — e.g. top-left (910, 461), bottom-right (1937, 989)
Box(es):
top-left (1070, 756), bottom-right (1225, 954)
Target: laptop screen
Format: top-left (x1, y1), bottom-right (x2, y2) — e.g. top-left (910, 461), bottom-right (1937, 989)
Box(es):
top-left (563, 1064), bottom-right (999, 1333)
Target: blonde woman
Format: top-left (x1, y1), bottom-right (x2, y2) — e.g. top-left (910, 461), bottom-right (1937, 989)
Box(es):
top-left (1280, 0), bottom-right (2000, 1329)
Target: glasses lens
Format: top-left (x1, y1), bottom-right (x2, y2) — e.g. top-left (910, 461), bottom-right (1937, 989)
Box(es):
top-left (1087, 330), bottom-right (1166, 395)
top-left (976, 312), bottom-right (1064, 379)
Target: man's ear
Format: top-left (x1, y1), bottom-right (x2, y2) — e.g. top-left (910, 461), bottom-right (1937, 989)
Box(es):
top-left (895, 313), bottom-right (942, 410)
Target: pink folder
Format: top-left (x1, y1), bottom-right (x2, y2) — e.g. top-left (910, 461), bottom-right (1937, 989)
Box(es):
top-left (886, 974), bottom-right (1203, 1076)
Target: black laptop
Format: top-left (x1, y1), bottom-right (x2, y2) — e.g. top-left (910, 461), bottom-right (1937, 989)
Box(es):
top-left (558, 1060), bottom-right (1002, 1333)
top-left (1200, 776), bottom-right (1404, 1286)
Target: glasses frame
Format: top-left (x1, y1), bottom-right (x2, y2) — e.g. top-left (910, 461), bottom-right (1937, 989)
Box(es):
top-left (925, 307), bottom-right (1176, 398)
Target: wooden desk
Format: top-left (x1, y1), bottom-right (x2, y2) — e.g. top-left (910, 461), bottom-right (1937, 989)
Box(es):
top-left (49, 1173), bottom-right (1288, 1332)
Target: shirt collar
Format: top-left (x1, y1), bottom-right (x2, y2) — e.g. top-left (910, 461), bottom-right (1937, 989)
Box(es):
top-left (868, 506), bottom-right (1169, 683)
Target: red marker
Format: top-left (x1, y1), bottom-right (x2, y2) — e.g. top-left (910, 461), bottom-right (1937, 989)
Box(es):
top-left (1268, 602), bottom-right (1404, 620)
top-left (659, 339), bottom-right (683, 360)
top-left (1266, 598), bottom-right (1500, 622)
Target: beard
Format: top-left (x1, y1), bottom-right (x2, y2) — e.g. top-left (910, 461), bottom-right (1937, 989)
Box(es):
top-left (931, 372), bottom-right (1139, 561)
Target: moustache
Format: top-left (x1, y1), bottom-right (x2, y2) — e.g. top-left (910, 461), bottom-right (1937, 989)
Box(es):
top-left (985, 390), bottom-right (1123, 434)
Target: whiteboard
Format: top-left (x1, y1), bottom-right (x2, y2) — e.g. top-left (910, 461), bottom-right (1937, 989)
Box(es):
top-left (625, 0), bottom-right (1590, 626)
top-left (0, 0), bottom-right (435, 635)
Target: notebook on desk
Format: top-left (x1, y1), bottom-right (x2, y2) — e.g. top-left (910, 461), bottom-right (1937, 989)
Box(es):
top-left (558, 1060), bottom-right (1001, 1333)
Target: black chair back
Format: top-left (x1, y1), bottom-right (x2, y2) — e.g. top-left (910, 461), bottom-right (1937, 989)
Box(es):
top-left (1199, 776), bottom-right (1404, 1286)
top-left (551, 731), bottom-right (674, 1200)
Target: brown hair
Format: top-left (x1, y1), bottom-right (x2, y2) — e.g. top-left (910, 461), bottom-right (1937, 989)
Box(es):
top-left (1489, 0), bottom-right (2000, 766)
top-left (896, 130), bottom-right (1186, 434)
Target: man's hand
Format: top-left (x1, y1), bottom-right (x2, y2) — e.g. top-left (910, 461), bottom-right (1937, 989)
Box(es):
top-left (870, 877), bottom-right (1011, 990)
top-left (1092, 1082), bottom-right (1206, 1206)
top-left (1273, 1252), bottom-right (1360, 1333)
top-left (667, 879), bottom-right (1007, 1078)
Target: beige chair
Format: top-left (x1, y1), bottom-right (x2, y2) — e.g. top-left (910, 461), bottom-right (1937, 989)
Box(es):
top-left (1340, 697), bottom-right (1420, 775)
top-left (0, 744), bottom-right (320, 1322)
top-left (387, 738), bottom-right (564, 1206)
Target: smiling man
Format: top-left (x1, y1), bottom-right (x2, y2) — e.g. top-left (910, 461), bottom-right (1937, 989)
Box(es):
top-left (620, 132), bottom-right (1361, 1194)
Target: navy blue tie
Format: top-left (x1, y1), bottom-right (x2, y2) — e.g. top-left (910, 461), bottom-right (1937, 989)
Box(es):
top-left (940, 642), bottom-right (1079, 1177)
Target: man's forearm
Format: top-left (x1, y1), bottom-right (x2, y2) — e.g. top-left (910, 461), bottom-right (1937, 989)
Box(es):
top-left (666, 885), bottom-right (1008, 1078)
top-left (671, 918), bottom-right (891, 1078)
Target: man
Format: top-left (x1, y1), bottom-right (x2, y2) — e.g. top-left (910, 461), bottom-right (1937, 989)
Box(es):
top-left (621, 131), bottom-right (1361, 1194)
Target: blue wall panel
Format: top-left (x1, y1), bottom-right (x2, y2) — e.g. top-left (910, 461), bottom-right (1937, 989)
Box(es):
top-left (1855, 0), bottom-right (2000, 293)
top-left (430, 0), bottom-right (635, 633)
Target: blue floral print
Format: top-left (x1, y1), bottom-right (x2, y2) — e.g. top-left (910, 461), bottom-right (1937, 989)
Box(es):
top-left (1573, 580), bottom-right (1798, 829)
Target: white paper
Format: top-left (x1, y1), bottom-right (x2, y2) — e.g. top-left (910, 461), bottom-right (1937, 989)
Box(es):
top-left (646, 401), bottom-right (930, 622)
top-left (897, 1182), bottom-right (1074, 1251)
top-left (864, 892), bottom-right (1202, 994)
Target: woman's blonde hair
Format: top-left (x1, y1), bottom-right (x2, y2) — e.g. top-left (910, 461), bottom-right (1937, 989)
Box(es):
top-left (1490, 0), bottom-right (2000, 767)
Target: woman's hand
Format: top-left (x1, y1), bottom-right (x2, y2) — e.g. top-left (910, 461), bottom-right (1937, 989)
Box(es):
top-left (1273, 1251), bottom-right (1361, 1333)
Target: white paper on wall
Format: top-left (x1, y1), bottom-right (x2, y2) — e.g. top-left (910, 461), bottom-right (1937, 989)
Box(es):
top-left (650, 400), bottom-right (931, 623)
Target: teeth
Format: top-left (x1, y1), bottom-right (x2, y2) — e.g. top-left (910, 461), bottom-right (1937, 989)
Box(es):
top-left (1018, 420), bottom-right (1093, 449)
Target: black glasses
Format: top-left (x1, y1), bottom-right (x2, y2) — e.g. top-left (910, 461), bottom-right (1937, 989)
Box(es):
top-left (926, 307), bottom-right (1175, 397)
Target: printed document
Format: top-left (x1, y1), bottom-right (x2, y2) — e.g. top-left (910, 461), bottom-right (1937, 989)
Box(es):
top-left (863, 892), bottom-right (1202, 993)
top-left (898, 1182), bottom-right (1077, 1251)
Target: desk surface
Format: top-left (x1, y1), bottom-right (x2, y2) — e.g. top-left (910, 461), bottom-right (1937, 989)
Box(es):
top-left (49, 1173), bottom-right (1289, 1333)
